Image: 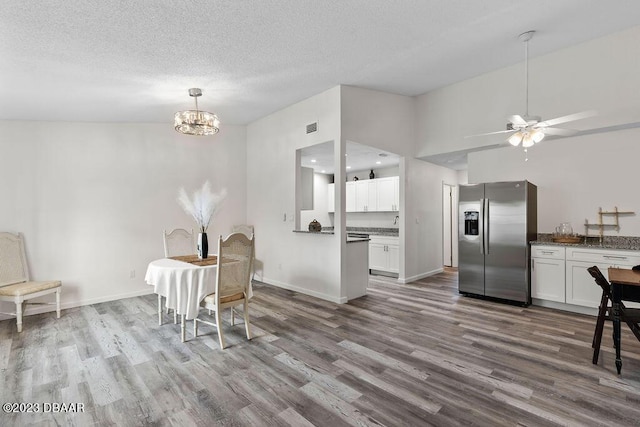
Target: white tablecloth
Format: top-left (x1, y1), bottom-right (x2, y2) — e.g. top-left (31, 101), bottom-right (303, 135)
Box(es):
top-left (145, 258), bottom-right (218, 320)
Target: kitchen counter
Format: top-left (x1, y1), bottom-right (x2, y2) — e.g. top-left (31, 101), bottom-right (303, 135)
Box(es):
top-left (322, 226), bottom-right (399, 237)
top-left (530, 234), bottom-right (640, 251)
top-left (292, 229), bottom-right (370, 243)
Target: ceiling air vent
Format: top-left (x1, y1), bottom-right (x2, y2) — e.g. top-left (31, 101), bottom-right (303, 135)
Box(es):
top-left (306, 122), bottom-right (318, 134)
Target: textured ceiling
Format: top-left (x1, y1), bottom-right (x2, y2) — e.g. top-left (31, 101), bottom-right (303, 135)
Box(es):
top-left (1, 1), bottom-right (640, 125)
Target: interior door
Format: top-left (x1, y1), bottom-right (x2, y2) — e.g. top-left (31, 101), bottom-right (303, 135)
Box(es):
top-left (484, 181), bottom-right (528, 302)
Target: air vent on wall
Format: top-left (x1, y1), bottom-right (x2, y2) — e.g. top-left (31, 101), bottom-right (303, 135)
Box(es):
top-left (306, 122), bottom-right (318, 134)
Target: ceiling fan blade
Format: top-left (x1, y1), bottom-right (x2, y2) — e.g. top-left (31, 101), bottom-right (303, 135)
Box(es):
top-left (508, 115), bottom-right (528, 127)
top-left (464, 129), bottom-right (515, 138)
top-left (542, 127), bottom-right (578, 137)
top-left (539, 110), bottom-right (597, 127)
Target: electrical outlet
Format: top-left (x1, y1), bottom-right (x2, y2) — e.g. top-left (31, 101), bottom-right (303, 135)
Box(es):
top-left (283, 213), bottom-right (287, 222)
top-left (129, 270), bottom-right (136, 279)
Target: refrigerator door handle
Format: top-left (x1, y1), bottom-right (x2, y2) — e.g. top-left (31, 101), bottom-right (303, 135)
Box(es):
top-left (485, 198), bottom-right (490, 254)
top-left (479, 198), bottom-right (485, 255)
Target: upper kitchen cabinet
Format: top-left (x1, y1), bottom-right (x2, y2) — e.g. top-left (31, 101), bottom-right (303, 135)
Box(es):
top-left (355, 180), bottom-right (378, 212)
top-left (331, 176), bottom-right (399, 213)
top-left (346, 181), bottom-right (356, 212)
top-left (376, 176), bottom-right (399, 211)
top-left (327, 183), bottom-right (335, 213)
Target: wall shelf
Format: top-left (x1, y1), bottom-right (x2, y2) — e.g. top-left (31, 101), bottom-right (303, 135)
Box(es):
top-left (584, 206), bottom-right (635, 243)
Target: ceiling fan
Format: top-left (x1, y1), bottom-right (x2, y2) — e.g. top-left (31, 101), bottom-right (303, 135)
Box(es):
top-left (467, 31), bottom-right (596, 148)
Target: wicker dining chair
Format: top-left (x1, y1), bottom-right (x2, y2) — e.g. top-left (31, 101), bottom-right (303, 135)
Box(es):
top-left (160, 228), bottom-right (196, 325)
top-left (0, 232), bottom-right (62, 332)
top-left (193, 232), bottom-right (254, 349)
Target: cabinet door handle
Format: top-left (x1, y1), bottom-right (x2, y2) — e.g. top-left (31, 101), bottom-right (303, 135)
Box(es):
top-left (541, 251), bottom-right (555, 255)
top-left (604, 255), bottom-right (628, 260)
top-left (532, 259), bottom-right (534, 271)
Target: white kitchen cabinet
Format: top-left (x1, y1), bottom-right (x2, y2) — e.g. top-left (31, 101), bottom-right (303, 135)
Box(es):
top-left (355, 180), bottom-right (377, 212)
top-left (376, 176), bottom-right (399, 211)
top-left (565, 247), bottom-right (640, 308)
top-left (531, 245), bottom-right (565, 303)
top-left (327, 183), bottom-right (335, 213)
top-left (565, 260), bottom-right (611, 308)
top-left (329, 176), bottom-right (400, 213)
top-left (369, 235), bottom-right (399, 274)
top-left (345, 181), bottom-right (356, 212)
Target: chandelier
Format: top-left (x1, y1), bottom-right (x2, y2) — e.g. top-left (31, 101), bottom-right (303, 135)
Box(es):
top-left (174, 88), bottom-right (220, 136)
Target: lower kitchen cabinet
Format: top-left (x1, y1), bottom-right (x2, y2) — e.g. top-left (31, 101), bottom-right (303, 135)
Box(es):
top-left (531, 244), bottom-right (640, 311)
top-left (531, 246), bottom-right (565, 303)
top-left (369, 235), bottom-right (399, 274)
top-left (565, 260), bottom-right (611, 308)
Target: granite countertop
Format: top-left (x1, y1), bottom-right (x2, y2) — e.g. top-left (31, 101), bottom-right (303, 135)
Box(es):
top-left (292, 229), bottom-right (370, 243)
top-left (292, 230), bottom-right (334, 235)
top-left (530, 234), bottom-right (640, 251)
top-left (293, 227), bottom-right (397, 243)
top-left (322, 226), bottom-right (399, 237)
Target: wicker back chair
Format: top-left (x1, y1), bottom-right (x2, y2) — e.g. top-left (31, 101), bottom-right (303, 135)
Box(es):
top-left (193, 232), bottom-right (254, 349)
top-left (0, 232), bottom-right (61, 332)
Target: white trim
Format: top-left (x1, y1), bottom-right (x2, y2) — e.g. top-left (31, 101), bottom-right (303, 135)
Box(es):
top-left (531, 298), bottom-right (597, 316)
top-left (0, 288), bottom-right (154, 321)
top-left (398, 268), bottom-right (444, 284)
top-left (261, 277), bottom-right (346, 304)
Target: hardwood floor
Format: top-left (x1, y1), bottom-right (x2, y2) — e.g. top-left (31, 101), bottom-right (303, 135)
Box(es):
top-left (2, 269), bottom-right (640, 426)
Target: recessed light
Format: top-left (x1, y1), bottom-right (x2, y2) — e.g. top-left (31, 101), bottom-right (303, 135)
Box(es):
top-left (346, 166), bottom-right (351, 169)
top-left (311, 159), bottom-right (316, 163)
top-left (376, 161), bottom-right (381, 165)
top-left (321, 170), bottom-right (326, 173)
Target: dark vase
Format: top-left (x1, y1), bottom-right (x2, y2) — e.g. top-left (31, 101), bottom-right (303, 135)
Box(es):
top-left (369, 170), bottom-right (375, 179)
top-left (198, 232), bottom-right (209, 259)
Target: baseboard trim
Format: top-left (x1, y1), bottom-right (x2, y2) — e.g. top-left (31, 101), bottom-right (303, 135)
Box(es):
top-left (398, 268), bottom-right (444, 284)
top-left (261, 277), bottom-right (346, 304)
top-left (531, 298), bottom-right (597, 316)
top-left (0, 288), bottom-right (155, 321)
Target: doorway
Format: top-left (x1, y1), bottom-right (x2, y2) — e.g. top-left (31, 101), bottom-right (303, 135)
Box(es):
top-left (442, 183), bottom-right (458, 267)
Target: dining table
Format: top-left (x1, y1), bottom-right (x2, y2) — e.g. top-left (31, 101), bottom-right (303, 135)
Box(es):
top-left (606, 267), bottom-right (640, 374)
top-left (145, 255), bottom-right (220, 342)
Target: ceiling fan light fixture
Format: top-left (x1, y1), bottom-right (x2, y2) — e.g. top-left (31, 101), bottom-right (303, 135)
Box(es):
top-left (522, 133), bottom-right (535, 148)
top-left (174, 88), bottom-right (220, 136)
top-left (531, 128), bottom-right (545, 143)
top-left (508, 131), bottom-right (523, 146)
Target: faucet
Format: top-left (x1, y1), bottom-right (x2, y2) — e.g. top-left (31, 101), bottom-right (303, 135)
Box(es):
top-left (393, 215), bottom-right (399, 225)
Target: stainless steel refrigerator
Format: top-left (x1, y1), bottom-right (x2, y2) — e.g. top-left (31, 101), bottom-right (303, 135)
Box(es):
top-left (458, 181), bottom-right (537, 305)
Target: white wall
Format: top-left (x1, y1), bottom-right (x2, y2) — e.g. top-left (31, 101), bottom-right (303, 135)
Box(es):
top-left (415, 25), bottom-right (640, 158)
top-left (246, 86), bottom-right (345, 302)
top-left (401, 158), bottom-right (458, 282)
top-left (341, 85), bottom-right (458, 281)
top-left (341, 86), bottom-right (415, 158)
top-left (468, 128), bottom-right (640, 236)
top-left (300, 173), bottom-right (332, 229)
top-left (0, 121), bottom-right (247, 317)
